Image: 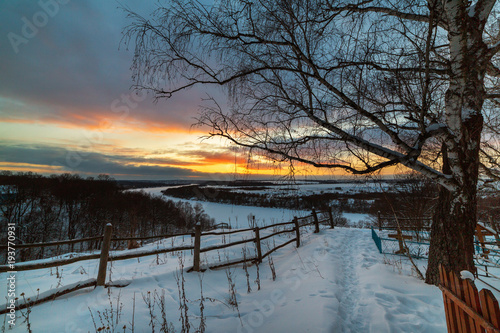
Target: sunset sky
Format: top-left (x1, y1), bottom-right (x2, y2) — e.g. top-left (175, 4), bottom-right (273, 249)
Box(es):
top-left (0, 1), bottom-right (259, 180)
top-left (0, 1), bottom-right (392, 180)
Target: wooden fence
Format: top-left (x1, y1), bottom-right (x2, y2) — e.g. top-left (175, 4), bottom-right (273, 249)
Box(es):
top-left (376, 212), bottom-right (432, 231)
top-left (0, 208), bottom-right (334, 281)
top-left (439, 264), bottom-right (500, 332)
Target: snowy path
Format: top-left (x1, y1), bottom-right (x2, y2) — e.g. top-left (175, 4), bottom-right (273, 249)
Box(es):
top-left (2, 227), bottom-right (456, 332)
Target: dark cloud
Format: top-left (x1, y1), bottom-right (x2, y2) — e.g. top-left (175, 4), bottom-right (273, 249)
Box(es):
top-left (0, 143), bottom-right (211, 179)
top-left (0, 0), bottom-right (213, 129)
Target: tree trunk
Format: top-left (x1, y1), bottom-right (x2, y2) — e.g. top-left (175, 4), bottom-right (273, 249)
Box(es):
top-left (425, 185), bottom-right (478, 284)
top-left (424, 3), bottom-right (488, 284)
top-left (425, 100), bottom-right (483, 284)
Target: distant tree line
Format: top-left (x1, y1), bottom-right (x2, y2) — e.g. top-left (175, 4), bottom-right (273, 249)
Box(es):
top-left (162, 177), bottom-right (500, 232)
top-left (162, 184), bottom-right (388, 213)
top-left (0, 172), bottom-right (214, 262)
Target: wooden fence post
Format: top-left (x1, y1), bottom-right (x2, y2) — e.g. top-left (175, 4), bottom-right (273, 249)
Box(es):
top-left (312, 208), bottom-right (319, 233)
top-left (294, 217), bottom-right (300, 247)
top-left (328, 207), bottom-right (335, 229)
top-left (254, 227), bottom-right (262, 262)
top-left (378, 211), bottom-right (382, 231)
top-left (193, 223), bottom-right (201, 272)
top-left (97, 223), bottom-right (113, 286)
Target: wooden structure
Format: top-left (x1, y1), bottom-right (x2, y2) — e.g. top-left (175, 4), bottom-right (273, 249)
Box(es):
top-left (377, 212), bottom-right (432, 232)
top-left (0, 210), bottom-right (330, 313)
top-left (96, 224), bottom-right (113, 286)
top-left (439, 264), bottom-right (500, 332)
top-left (476, 223), bottom-right (500, 260)
top-left (0, 208), bottom-right (331, 274)
top-left (387, 229), bottom-right (412, 254)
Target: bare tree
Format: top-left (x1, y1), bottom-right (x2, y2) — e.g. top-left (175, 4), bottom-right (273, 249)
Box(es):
top-left (123, 0), bottom-right (500, 284)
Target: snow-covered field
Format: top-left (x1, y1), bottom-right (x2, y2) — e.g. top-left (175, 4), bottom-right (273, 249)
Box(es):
top-left (3, 185), bottom-right (499, 332)
top-left (134, 186), bottom-right (371, 228)
top-left (1, 227), bottom-right (460, 332)
top-left (205, 181), bottom-right (392, 196)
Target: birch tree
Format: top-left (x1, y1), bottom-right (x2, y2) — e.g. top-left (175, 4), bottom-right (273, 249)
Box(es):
top-left (124, 0), bottom-right (500, 283)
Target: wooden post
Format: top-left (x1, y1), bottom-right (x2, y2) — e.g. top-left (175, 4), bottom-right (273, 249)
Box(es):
top-left (294, 217), bottom-right (300, 247)
top-left (328, 207), bottom-right (334, 229)
top-left (254, 227), bottom-right (262, 262)
top-left (312, 208), bottom-right (319, 233)
top-left (378, 211), bottom-right (382, 231)
top-left (193, 223), bottom-right (201, 272)
top-left (97, 223), bottom-right (113, 286)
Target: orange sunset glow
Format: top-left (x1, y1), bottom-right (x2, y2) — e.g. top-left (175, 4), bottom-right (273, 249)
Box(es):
top-left (0, 1), bottom-right (383, 180)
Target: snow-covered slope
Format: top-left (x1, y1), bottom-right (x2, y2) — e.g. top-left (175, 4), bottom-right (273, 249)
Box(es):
top-left (1, 227), bottom-right (457, 332)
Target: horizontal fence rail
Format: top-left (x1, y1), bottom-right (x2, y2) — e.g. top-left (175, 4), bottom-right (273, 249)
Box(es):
top-left (0, 236), bottom-right (103, 250)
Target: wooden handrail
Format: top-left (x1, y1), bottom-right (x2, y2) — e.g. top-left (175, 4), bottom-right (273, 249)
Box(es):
top-left (0, 236), bottom-right (103, 250)
top-left (260, 228), bottom-right (294, 241)
top-left (262, 239), bottom-right (296, 259)
top-left (200, 237), bottom-right (256, 253)
top-left (0, 253), bottom-right (101, 272)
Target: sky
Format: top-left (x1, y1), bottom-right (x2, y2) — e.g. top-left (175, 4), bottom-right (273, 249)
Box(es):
top-left (0, 0), bottom-right (276, 180)
top-left (0, 1), bottom-right (394, 181)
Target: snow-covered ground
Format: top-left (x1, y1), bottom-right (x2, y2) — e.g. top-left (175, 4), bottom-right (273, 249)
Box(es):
top-left (205, 181), bottom-right (392, 196)
top-left (4, 226), bottom-right (487, 333)
top-left (3, 185), bottom-right (498, 332)
top-left (134, 186), bottom-right (370, 228)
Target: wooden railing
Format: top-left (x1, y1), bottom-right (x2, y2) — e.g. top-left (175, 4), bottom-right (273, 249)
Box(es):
top-left (0, 208), bottom-right (334, 279)
top-left (439, 264), bottom-right (500, 332)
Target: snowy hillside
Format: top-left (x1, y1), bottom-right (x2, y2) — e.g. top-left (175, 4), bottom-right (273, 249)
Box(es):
top-left (134, 186), bottom-right (371, 228)
top-left (1, 227), bottom-right (456, 332)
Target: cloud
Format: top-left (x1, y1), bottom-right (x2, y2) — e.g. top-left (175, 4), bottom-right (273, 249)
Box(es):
top-left (0, 144), bottom-right (209, 179)
top-left (0, 0), bottom-right (217, 131)
top-left (187, 150), bottom-right (250, 165)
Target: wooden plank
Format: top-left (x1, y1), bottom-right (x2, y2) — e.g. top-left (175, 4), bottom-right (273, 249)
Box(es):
top-left (207, 257), bottom-right (257, 270)
top-left (440, 286), bottom-right (500, 333)
top-left (0, 279), bottom-right (97, 315)
top-left (259, 221), bottom-right (295, 230)
top-left (444, 268), bottom-right (459, 333)
top-left (260, 228), bottom-right (294, 241)
top-left (476, 225), bottom-right (490, 259)
top-left (200, 237), bottom-right (255, 253)
top-left (441, 266), bottom-right (455, 333)
top-left (111, 231), bottom-right (192, 242)
top-left (0, 253), bottom-right (101, 272)
top-left (109, 245), bottom-right (194, 261)
top-left (479, 289), bottom-right (500, 329)
top-left (449, 270), bottom-right (465, 333)
top-left (262, 239), bottom-right (296, 259)
top-left (453, 272), bottom-right (471, 333)
top-left (0, 236), bottom-right (103, 250)
top-left (387, 234), bottom-right (413, 240)
top-left (463, 279), bottom-right (483, 333)
top-left (202, 227), bottom-right (254, 236)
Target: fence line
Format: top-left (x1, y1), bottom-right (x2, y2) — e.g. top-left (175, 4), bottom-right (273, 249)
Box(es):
top-left (439, 264), bottom-right (500, 332)
top-left (0, 209), bottom-right (335, 313)
top-left (1, 209), bottom-right (335, 276)
top-left (0, 236), bottom-right (103, 250)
